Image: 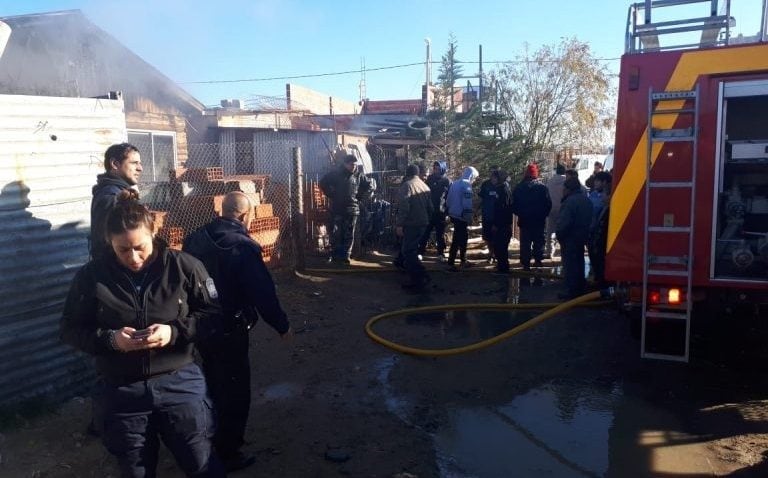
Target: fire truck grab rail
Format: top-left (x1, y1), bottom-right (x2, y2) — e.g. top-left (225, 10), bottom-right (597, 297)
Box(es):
top-left (623, 0), bottom-right (768, 53)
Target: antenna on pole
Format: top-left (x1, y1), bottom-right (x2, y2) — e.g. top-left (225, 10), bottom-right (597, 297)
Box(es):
top-left (358, 57), bottom-right (367, 105)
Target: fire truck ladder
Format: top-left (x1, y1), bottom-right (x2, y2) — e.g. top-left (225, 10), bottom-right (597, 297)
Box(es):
top-left (641, 87), bottom-right (699, 362)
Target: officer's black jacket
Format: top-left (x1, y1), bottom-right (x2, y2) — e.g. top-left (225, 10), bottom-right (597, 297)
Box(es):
top-left (182, 217), bottom-right (290, 335)
top-left (60, 243), bottom-right (221, 384)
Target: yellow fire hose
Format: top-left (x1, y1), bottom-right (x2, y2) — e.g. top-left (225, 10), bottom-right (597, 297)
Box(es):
top-left (365, 290), bottom-right (605, 357)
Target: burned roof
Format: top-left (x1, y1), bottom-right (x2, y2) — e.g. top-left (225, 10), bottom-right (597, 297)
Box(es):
top-left (0, 9), bottom-right (204, 114)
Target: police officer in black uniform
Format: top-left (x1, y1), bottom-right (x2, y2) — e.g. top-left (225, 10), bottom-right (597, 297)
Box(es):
top-left (184, 191), bottom-right (293, 472)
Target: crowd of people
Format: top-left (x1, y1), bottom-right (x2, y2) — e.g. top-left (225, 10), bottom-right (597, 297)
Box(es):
top-left (371, 158), bottom-right (613, 294)
top-left (60, 144), bottom-right (612, 476)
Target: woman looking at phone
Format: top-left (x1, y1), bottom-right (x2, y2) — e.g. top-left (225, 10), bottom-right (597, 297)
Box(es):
top-left (60, 190), bottom-right (225, 477)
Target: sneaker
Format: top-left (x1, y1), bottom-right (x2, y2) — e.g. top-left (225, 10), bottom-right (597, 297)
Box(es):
top-left (221, 451), bottom-right (257, 472)
top-left (487, 257), bottom-right (496, 265)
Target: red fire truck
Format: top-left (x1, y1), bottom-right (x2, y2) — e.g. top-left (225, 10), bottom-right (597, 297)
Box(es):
top-left (608, 0), bottom-right (768, 361)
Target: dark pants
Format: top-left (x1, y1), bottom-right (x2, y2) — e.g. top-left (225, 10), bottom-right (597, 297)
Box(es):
top-left (562, 239), bottom-right (586, 297)
top-left (448, 218), bottom-right (469, 265)
top-left (330, 213), bottom-right (358, 260)
top-left (198, 328), bottom-right (250, 459)
top-left (588, 243), bottom-right (606, 285)
top-left (418, 215), bottom-right (447, 255)
top-left (519, 224), bottom-right (546, 267)
top-left (493, 225), bottom-right (513, 272)
top-left (100, 363), bottom-right (224, 478)
top-left (401, 225), bottom-right (428, 284)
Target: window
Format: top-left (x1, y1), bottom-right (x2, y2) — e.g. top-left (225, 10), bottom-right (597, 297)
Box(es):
top-left (128, 131), bottom-right (176, 209)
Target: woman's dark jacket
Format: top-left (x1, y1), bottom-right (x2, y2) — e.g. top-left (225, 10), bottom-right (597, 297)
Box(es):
top-left (60, 243), bottom-right (221, 384)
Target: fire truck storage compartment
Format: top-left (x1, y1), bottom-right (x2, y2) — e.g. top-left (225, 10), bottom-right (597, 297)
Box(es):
top-left (714, 90), bottom-right (768, 281)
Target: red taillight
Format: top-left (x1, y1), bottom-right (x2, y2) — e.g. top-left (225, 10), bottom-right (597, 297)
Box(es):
top-left (649, 291), bottom-right (661, 304)
top-left (668, 288), bottom-right (681, 304)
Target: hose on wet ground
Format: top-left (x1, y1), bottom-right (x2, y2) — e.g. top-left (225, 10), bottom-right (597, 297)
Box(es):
top-left (364, 289), bottom-right (612, 357)
top-left (303, 265), bottom-right (563, 281)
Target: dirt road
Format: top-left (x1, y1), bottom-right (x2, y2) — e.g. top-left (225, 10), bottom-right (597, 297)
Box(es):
top-left (2, 252), bottom-right (768, 477)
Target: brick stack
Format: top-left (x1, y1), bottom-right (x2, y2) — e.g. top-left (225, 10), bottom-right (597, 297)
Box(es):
top-left (153, 168), bottom-right (281, 266)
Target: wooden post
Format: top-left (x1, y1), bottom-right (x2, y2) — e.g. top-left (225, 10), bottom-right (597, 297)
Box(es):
top-left (291, 147), bottom-right (306, 271)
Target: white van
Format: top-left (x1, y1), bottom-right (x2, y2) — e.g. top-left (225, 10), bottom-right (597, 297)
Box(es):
top-left (573, 153), bottom-right (613, 186)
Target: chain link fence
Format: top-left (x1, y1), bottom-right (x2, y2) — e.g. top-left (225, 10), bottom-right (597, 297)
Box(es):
top-left (139, 142), bottom-right (298, 268)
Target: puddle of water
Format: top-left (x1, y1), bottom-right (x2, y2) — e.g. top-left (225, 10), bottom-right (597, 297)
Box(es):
top-left (395, 310), bottom-right (542, 350)
top-left (435, 382), bottom-right (615, 478)
top-left (374, 356), bottom-right (411, 424)
top-left (256, 382), bottom-right (303, 403)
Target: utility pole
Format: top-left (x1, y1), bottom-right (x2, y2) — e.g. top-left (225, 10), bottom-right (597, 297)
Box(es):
top-left (478, 44), bottom-right (483, 107)
top-left (424, 38), bottom-right (431, 115)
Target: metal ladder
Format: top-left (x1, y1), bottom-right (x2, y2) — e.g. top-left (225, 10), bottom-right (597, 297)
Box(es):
top-left (641, 86), bottom-right (699, 362)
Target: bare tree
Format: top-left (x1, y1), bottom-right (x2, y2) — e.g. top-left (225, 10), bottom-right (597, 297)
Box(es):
top-left (489, 38), bottom-right (615, 155)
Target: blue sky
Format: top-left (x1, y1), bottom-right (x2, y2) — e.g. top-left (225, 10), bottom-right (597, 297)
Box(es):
top-left (1, 0), bottom-right (764, 107)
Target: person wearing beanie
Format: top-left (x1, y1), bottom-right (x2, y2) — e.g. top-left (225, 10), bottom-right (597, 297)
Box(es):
top-left (512, 163), bottom-right (552, 270)
top-left (556, 176), bottom-right (593, 299)
top-left (395, 164), bottom-right (434, 290)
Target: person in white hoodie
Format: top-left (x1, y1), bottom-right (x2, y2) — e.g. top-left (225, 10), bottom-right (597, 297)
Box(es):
top-left (445, 166), bottom-right (479, 270)
top-left (545, 163), bottom-right (566, 258)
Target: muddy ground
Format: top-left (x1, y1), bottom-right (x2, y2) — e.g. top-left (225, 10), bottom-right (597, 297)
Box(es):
top-left (2, 245), bottom-right (768, 477)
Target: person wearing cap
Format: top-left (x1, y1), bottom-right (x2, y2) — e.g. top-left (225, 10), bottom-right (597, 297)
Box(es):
top-left (512, 163), bottom-right (552, 270)
top-left (319, 154), bottom-right (374, 264)
top-left (395, 164), bottom-right (434, 290)
top-left (556, 176), bottom-right (593, 299)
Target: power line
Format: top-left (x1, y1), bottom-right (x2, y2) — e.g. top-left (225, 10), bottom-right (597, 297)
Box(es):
top-left (182, 62), bottom-right (424, 85)
top-left (181, 58), bottom-right (622, 85)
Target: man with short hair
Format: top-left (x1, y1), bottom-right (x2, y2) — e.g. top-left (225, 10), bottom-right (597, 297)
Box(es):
top-left (90, 143), bottom-right (141, 259)
top-left (418, 160), bottom-right (451, 260)
top-left (396, 164), bottom-right (434, 290)
top-left (183, 191), bottom-right (293, 472)
top-left (585, 161), bottom-right (604, 191)
top-left (319, 154), bottom-right (373, 264)
top-left (478, 165), bottom-right (500, 263)
top-left (86, 142), bottom-right (141, 439)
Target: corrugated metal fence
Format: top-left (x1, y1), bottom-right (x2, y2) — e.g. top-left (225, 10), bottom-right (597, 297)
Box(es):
top-left (0, 94), bottom-right (126, 406)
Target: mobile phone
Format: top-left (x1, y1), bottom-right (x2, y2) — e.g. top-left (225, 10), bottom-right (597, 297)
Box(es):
top-left (132, 328), bottom-right (151, 339)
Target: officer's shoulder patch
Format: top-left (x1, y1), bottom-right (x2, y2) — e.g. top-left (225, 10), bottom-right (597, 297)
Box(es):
top-left (205, 277), bottom-right (218, 299)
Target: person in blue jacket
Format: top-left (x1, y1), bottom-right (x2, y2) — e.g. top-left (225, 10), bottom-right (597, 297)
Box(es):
top-left (445, 166), bottom-right (479, 270)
